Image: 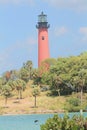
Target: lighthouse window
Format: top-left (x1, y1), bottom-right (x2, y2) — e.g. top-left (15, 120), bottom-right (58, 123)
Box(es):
top-left (42, 36), bottom-right (45, 40)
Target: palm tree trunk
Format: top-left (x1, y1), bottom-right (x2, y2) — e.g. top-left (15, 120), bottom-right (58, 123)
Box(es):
top-left (5, 96), bottom-right (7, 107)
top-left (81, 88), bottom-right (83, 107)
top-left (18, 90), bottom-right (20, 102)
top-left (34, 96), bottom-right (36, 107)
top-left (57, 90), bottom-right (60, 96)
top-left (20, 90), bottom-right (22, 99)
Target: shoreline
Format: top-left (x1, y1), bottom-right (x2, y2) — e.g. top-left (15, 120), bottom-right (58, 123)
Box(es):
top-left (0, 110), bottom-right (82, 116)
top-left (0, 109), bottom-right (65, 116)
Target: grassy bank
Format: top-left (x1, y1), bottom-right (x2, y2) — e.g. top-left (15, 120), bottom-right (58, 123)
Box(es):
top-left (0, 85), bottom-right (87, 115)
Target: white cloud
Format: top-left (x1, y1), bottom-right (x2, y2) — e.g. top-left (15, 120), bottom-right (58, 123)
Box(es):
top-left (44, 0), bottom-right (87, 11)
top-left (79, 27), bottom-right (87, 41)
top-left (79, 27), bottom-right (87, 34)
top-left (0, 0), bottom-right (35, 5)
top-left (54, 26), bottom-right (68, 37)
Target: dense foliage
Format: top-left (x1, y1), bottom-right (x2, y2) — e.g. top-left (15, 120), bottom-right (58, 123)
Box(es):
top-left (41, 114), bottom-right (87, 130)
top-left (33, 52), bottom-right (87, 96)
top-left (0, 60), bottom-right (33, 105)
top-left (0, 52), bottom-right (87, 109)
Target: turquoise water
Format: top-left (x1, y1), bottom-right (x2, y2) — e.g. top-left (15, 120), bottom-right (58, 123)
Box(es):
top-left (0, 114), bottom-right (54, 130)
top-left (0, 112), bottom-right (87, 130)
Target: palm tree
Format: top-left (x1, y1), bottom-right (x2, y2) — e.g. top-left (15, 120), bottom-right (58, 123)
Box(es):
top-left (7, 80), bottom-right (15, 90)
top-left (32, 87), bottom-right (40, 108)
top-left (13, 79), bottom-right (26, 100)
top-left (1, 84), bottom-right (12, 107)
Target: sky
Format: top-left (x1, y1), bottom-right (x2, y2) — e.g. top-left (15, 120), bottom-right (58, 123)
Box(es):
top-left (0, 0), bottom-right (87, 74)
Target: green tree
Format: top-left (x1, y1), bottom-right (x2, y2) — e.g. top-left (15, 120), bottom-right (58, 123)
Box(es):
top-left (32, 87), bottom-right (40, 107)
top-left (0, 78), bottom-right (3, 94)
top-left (20, 68), bottom-right (29, 82)
top-left (13, 79), bottom-right (26, 100)
top-left (51, 74), bottom-right (63, 96)
top-left (32, 69), bottom-right (42, 85)
top-left (1, 84), bottom-right (12, 107)
top-left (20, 60), bottom-right (33, 82)
top-left (7, 80), bottom-right (16, 91)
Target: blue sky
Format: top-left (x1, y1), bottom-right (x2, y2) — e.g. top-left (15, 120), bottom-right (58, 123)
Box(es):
top-left (0, 0), bottom-right (87, 74)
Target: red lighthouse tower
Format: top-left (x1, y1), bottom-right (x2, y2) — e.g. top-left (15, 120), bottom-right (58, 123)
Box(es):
top-left (36, 12), bottom-right (50, 67)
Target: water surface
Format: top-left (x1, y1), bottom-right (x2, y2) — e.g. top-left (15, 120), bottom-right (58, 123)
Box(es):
top-left (0, 112), bottom-right (87, 130)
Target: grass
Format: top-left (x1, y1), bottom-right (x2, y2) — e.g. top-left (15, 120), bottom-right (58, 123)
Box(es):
top-left (0, 92), bottom-right (65, 115)
top-left (0, 83), bottom-right (87, 115)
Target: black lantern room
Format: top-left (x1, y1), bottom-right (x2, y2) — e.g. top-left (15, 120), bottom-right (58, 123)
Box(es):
top-left (36, 12), bottom-right (50, 29)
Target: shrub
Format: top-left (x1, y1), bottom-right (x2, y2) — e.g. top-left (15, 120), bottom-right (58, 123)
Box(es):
top-left (40, 114), bottom-right (87, 130)
top-left (68, 98), bottom-right (80, 106)
top-left (65, 97), bottom-right (81, 112)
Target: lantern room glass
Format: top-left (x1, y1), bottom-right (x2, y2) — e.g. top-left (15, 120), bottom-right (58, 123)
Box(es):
top-left (38, 12), bottom-right (47, 23)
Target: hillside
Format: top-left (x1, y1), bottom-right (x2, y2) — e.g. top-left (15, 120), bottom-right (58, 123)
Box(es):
top-left (0, 82), bottom-right (87, 115)
top-left (1, 52), bottom-right (87, 115)
top-left (0, 84), bottom-right (65, 115)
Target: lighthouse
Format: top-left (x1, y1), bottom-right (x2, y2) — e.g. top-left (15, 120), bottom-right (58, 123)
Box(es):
top-left (36, 12), bottom-right (50, 67)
